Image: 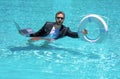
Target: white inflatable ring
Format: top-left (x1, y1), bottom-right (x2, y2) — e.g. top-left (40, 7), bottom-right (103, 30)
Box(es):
top-left (78, 14), bottom-right (108, 43)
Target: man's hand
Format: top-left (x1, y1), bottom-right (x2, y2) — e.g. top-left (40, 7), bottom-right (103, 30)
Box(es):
top-left (82, 29), bottom-right (88, 34)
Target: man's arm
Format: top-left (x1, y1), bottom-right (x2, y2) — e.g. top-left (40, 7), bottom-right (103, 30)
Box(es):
top-left (29, 23), bottom-right (47, 37)
top-left (66, 28), bottom-right (87, 38)
top-left (29, 22), bottom-right (54, 37)
top-left (66, 28), bottom-right (79, 38)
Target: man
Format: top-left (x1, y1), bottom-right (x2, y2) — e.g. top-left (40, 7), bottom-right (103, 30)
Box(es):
top-left (28, 11), bottom-right (87, 42)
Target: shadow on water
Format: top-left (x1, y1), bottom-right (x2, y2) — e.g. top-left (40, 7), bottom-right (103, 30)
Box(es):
top-left (8, 43), bottom-right (100, 60)
top-left (9, 43), bottom-right (81, 55)
top-left (9, 44), bottom-right (51, 51)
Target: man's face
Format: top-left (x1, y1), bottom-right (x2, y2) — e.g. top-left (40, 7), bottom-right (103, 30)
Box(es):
top-left (56, 14), bottom-right (64, 25)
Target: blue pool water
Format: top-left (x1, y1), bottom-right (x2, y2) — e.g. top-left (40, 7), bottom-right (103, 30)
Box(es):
top-left (0, 0), bottom-right (120, 79)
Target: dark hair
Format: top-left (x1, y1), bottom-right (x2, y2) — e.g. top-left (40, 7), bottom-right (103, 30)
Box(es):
top-left (55, 11), bottom-right (65, 18)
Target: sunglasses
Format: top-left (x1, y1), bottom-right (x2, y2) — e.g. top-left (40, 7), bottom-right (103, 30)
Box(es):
top-left (56, 17), bottom-right (64, 20)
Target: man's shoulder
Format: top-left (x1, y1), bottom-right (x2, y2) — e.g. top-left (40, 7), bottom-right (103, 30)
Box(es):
top-left (61, 24), bottom-right (68, 29)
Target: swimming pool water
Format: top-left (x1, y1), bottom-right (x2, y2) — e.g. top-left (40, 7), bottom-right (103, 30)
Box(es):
top-left (0, 0), bottom-right (120, 79)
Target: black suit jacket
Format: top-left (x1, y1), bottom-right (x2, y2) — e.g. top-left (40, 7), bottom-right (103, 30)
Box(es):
top-left (30, 22), bottom-right (79, 39)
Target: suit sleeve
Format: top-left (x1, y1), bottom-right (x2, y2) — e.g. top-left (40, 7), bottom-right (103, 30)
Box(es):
top-left (29, 23), bottom-right (47, 37)
top-left (66, 28), bottom-right (79, 38)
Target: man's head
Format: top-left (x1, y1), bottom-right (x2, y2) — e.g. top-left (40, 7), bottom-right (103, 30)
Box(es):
top-left (55, 11), bottom-right (65, 25)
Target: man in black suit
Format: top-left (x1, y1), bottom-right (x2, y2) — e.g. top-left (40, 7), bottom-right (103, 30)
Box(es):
top-left (29, 11), bottom-right (87, 41)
